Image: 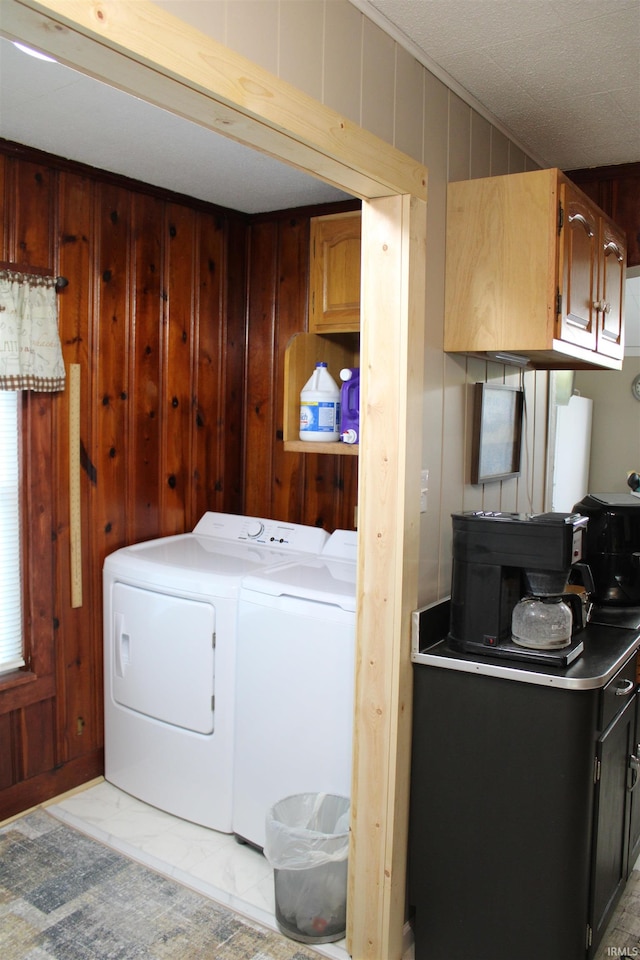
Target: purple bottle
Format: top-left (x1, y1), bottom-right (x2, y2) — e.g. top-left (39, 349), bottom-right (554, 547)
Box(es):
top-left (339, 367), bottom-right (360, 444)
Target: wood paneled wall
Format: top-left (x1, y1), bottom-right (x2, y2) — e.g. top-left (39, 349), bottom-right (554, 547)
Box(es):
top-left (244, 211), bottom-right (359, 530)
top-left (0, 140), bottom-right (358, 820)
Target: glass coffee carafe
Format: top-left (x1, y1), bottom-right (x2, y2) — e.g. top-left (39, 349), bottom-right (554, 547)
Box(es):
top-left (511, 570), bottom-right (583, 650)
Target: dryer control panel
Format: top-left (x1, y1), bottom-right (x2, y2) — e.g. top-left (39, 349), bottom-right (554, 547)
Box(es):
top-left (192, 512), bottom-right (328, 554)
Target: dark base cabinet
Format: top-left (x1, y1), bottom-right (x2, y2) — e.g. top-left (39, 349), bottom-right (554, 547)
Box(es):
top-left (408, 636), bottom-right (640, 960)
top-left (591, 692), bottom-right (637, 946)
top-left (628, 704), bottom-right (640, 872)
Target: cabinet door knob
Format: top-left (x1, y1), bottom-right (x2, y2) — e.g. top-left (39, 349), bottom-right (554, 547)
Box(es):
top-left (568, 211), bottom-right (594, 238)
top-left (593, 299), bottom-right (611, 314)
top-left (614, 678), bottom-right (635, 696)
top-left (603, 240), bottom-right (624, 263)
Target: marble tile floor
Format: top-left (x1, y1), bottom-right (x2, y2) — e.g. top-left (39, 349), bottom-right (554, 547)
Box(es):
top-left (45, 778), bottom-right (348, 960)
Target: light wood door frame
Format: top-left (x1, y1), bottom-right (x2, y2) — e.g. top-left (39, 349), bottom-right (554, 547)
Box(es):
top-left (2, 4), bottom-right (428, 957)
top-left (351, 194), bottom-right (426, 957)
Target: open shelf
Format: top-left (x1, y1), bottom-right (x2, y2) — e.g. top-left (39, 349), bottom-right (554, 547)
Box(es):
top-left (284, 439), bottom-right (359, 455)
top-left (283, 331), bottom-right (360, 456)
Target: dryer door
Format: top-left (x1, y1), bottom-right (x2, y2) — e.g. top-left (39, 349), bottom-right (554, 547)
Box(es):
top-left (110, 583), bottom-right (215, 735)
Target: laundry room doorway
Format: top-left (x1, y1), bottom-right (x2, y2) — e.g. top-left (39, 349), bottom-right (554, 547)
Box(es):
top-left (2, 3), bottom-right (427, 957)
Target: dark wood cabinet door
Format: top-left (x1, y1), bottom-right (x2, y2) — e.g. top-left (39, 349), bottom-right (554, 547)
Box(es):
top-left (590, 694), bottom-right (637, 953)
top-left (565, 162), bottom-right (640, 269)
top-left (596, 219), bottom-right (626, 360)
top-left (626, 699), bottom-right (640, 873)
top-left (559, 182), bottom-right (598, 350)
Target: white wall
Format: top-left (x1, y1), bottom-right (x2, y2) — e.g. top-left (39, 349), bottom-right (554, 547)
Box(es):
top-left (625, 275), bottom-right (640, 355)
top-left (152, 0), bottom-right (552, 605)
top-left (574, 353), bottom-right (640, 493)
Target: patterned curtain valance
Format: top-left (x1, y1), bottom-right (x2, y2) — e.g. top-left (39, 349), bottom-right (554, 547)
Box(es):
top-left (0, 269), bottom-right (65, 392)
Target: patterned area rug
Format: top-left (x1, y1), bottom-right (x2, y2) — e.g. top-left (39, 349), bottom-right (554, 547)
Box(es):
top-left (0, 809), bottom-right (324, 960)
top-left (595, 869), bottom-right (640, 959)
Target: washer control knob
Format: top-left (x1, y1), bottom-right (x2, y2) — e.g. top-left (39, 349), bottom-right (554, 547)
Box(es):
top-left (245, 519), bottom-right (265, 539)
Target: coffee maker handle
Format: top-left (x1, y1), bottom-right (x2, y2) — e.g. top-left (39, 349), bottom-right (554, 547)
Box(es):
top-left (569, 560), bottom-right (596, 595)
top-left (562, 592), bottom-right (585, 635)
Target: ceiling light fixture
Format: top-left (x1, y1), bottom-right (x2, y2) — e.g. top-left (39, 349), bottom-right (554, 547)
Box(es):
top-left (12, 41), bottom-right (57, 63)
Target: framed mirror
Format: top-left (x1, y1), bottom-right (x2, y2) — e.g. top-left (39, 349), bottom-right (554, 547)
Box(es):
top-left (471, 382), bottom-right (523, 484)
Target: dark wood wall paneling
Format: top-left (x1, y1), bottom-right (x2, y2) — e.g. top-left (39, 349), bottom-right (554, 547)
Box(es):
top-left (0, 139), bottom-right (359, 820)
top-left (243, 212), bottom-right (359, 529)
top-left (566, 161), bottom-right (640, 268)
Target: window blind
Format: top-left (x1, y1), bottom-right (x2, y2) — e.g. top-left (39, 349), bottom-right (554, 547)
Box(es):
top-left (0, 391), bottom-right (25, 673)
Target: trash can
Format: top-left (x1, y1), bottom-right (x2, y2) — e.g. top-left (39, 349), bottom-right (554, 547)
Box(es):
top-left (264, 793), bottom-right (350, 944)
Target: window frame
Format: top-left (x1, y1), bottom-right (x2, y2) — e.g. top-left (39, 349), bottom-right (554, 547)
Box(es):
top-left (0, 390), bottom-right (25, 676)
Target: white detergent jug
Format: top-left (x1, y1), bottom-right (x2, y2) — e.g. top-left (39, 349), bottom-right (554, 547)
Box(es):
top-left (299, 362), bottom-right (340, 441)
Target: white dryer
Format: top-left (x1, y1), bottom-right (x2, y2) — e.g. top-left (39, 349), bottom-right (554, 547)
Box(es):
top-left (103, 513), bottom-right (328, 833)
top-left (233, 529), bottom-right (357, 849)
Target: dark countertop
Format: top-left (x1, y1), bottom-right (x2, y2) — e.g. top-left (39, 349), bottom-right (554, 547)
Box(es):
top-left (590, 606), bottom-right (640, 631)
top-left (412, 599), bottom-right (640, 690)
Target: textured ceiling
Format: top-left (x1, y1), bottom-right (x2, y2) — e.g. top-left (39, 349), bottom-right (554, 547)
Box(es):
top-left (0, 37), bottom-right (349, 214)
top-left (0, 1), bottom-right (638, 214)
top-left (365, 0), bottom-right (640, 171)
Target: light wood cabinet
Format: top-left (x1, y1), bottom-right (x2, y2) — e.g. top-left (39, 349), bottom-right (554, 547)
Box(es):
top-left (444, 168), bottom-right (626, 370)
top-left (281, 211), bottom-right (362, 456)
top-left (308, 211), bottom-right (361, 333)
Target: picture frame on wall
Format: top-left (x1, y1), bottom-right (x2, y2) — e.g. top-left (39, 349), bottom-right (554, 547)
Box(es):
top-left (471, 382), bottom-right (523, 484)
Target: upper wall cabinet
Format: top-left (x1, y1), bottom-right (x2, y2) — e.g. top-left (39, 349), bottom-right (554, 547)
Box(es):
top-left (308, 211), bottom-right (361, 333)
top-left (559, 180), bottom-right (625, 361)
top-left (566, 161), bottom-right (640, 270)
top-left (444, 168), bottom-right (626, 371)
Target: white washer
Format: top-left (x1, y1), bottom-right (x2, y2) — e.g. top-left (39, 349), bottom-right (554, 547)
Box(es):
top-left (103, 513), bottom-right (328, 833)
top-left (233, 529), bottom-right (357, 849)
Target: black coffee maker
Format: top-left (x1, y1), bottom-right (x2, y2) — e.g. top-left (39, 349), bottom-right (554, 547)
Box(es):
top-left (572, 494), bottom-right (640, 607)
top-left (447, 510), bottom-right (591, 665)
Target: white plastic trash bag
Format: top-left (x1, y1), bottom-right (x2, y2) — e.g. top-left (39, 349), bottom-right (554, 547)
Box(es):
top-left (264, 793), bottom-right (350, 869)
top-left (264, 793), bottom-right (350, 943)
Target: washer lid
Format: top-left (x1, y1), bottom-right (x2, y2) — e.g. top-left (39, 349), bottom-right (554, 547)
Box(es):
top-left (240, 554), bottom-right (357, 611)
top-left (320, 528), bottom-right (358, 562)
